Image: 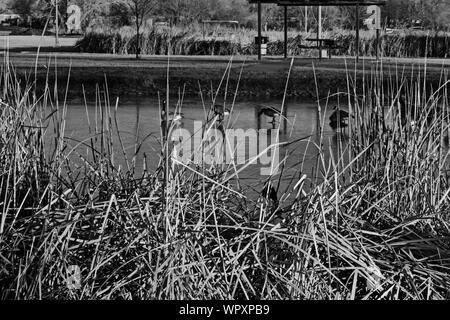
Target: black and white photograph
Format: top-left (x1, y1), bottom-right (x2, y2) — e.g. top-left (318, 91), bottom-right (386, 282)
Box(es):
top-left (0, 0), bottom-right (449, 307)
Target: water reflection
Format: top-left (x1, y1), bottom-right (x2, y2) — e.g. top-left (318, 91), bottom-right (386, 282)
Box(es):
top-left (59, 97), bottom-right (346, 194)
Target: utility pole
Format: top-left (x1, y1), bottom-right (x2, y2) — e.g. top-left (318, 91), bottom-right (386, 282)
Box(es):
top-left (257, 1), bottom-right (262, 61)
top-left (284, 5), bottom-right (288, 58)
top-left (55, 0), bottom-right (59, 47)
top-left (318, 6), bottom-right (322, 59)
top-left (356, 4), bottom-right (360, 63)
top-left (305, 6), bottom-right (308, 33)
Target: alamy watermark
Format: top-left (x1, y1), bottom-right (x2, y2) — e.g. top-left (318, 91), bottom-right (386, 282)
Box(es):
top-left (169, 121), bottom-right (281, 176)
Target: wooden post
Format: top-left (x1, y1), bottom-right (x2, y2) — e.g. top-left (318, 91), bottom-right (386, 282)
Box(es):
top-left (284, 5), bottom-right (288, 59)
top-left (318, 6), bottom-right (322, 59)
top-left (356, 4), bottom-right (360, 63)
top-left (376, 28), bottom-right (380, 61)
top-left (256, 105), bottom-right (261, 130)
top-left (202, 21), bottom-right (205, 39)
top-left (257, 1), bottom-right (262, 61)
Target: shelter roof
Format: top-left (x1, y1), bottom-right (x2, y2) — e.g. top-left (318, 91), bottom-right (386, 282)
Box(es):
top-left (248, 0), bottom-right (386, 6)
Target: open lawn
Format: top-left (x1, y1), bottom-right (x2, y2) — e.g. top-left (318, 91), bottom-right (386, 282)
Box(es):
top-left (2, 49), bottom-right (448, 97)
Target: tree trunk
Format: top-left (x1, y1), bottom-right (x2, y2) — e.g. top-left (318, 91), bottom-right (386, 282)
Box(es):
top-left (135, 8), bottom-right (140, 59)
top-left (136, 25), bottom-right (140, 59)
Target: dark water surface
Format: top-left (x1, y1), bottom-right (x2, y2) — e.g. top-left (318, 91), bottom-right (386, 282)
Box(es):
top-left (59, 96), bottom-right (347, 196)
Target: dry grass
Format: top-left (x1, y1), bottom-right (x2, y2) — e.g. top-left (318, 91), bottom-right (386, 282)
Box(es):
top-left (76, 25), bottom-right (450, 58)
top-left (0, 53), bottom-right (450, 300)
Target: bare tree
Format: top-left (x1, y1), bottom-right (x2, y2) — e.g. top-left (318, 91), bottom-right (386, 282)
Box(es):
top-left (160, 0), bottom-right (208, 25)
top-left (123, 0), bottom-right (156, 59)
top-left (8, 0), bottom-right (34, 15)
top-left (419, 0), bottom-right (450, 30)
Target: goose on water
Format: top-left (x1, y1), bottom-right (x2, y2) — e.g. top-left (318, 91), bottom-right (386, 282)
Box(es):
top-left (261, 183), bottom-right (278, 205)
top-left (163, 110), bottom-right (184, 122)
top-left (258, 105), bottom-right (282, 118)
top-left (257, 105), bottom-right (282, 129)
top-left (161, 100), bottom-right (184, 122)
top-left (212, 104), bottom-right (231, 121)
top-left (329, 106), bottom-right (350, 130)
top-left (160, 109), bottom-right (184, 140)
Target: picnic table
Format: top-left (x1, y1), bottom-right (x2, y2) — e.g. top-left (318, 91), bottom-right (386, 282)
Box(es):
top-left (305, 38), bottom-right (341, 59)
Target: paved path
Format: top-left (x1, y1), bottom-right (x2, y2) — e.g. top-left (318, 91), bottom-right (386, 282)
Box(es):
top-left (2, 51), bottom-right (448, 74)
top-left (0, 35), bottom-right (80, 51)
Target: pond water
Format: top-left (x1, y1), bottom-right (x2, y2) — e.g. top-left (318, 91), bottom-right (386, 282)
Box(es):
top-left (59, 96), bottom-right (347, 196)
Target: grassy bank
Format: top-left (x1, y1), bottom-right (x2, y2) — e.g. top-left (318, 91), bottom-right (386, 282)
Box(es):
top-left (8, 53), bottom-right (445, 99)
top-left (76, 26), bottom-right (450, 58)
top-left (1, 55), bottom-right (450, 299)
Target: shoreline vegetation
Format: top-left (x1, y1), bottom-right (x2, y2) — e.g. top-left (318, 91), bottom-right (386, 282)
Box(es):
top-left (6, 52), bottom-right (448, 98)
top-left (1, 50), bottom-right (450, 299)
top-left (76, 26), bottom-right (450, 58)
top-left (1, 27), bottom-right (448, 98)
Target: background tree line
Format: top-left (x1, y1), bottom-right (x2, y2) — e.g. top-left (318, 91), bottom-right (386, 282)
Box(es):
top-left (2, 0), bottom-right (450, 31)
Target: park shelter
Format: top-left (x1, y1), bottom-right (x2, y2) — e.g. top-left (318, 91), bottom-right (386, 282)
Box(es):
top-left (248, 0), bottom-right (387, 61)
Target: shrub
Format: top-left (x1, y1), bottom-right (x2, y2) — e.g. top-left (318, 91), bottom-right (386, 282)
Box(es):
top-left (77, 27), bottom-right (450, 58)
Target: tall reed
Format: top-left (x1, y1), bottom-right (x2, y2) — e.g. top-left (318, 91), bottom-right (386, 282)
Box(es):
top-left (77, 26), bottom-right (450, 58)
top-left (0, 53), bottom-right (449, 300)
